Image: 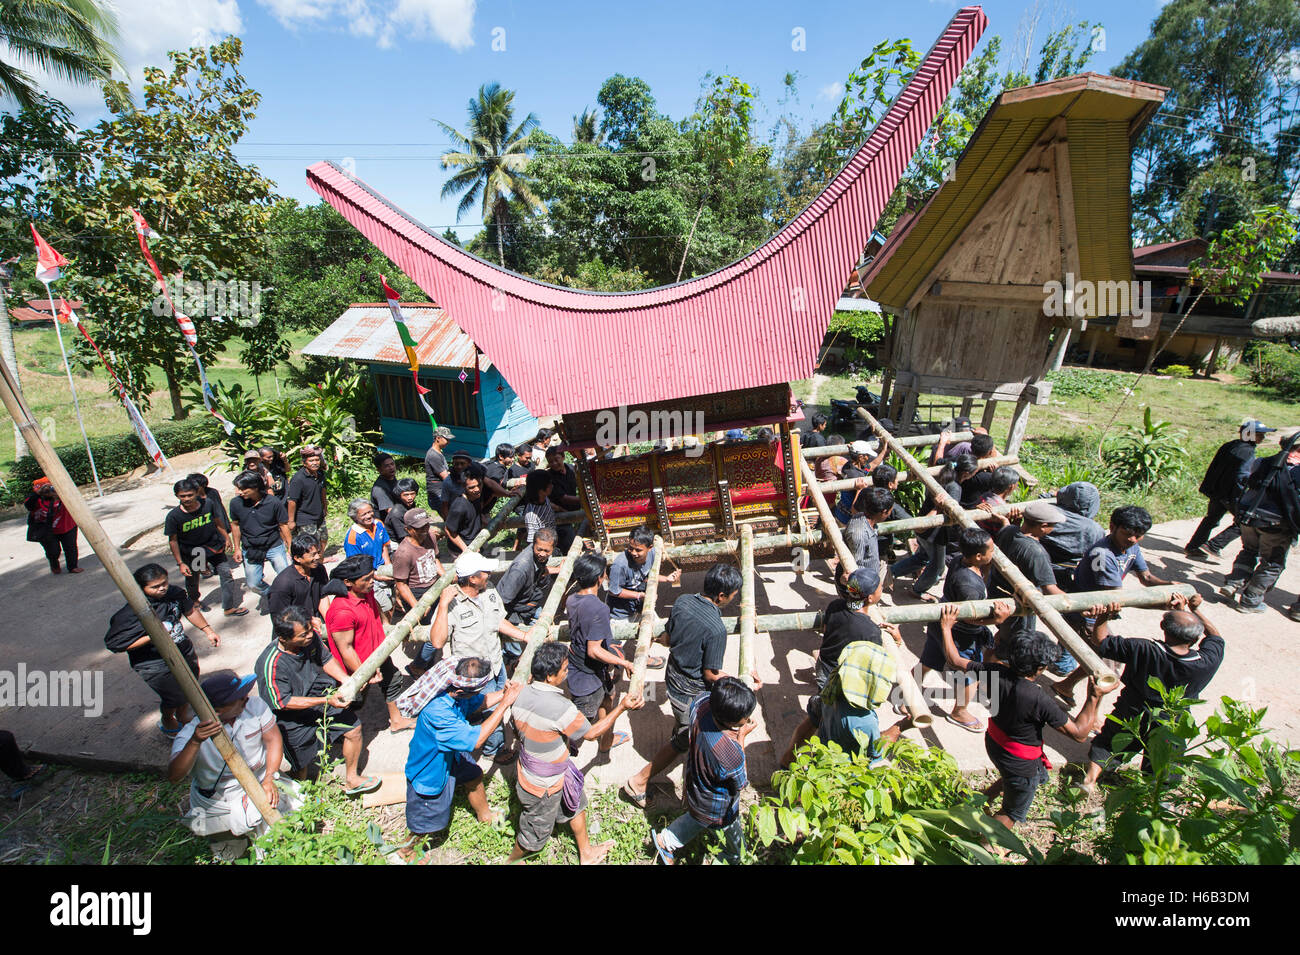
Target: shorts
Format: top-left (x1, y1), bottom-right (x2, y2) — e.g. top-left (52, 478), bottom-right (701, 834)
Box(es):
top-left (371, 579), bottom-right (394, 614)
top-left (919, 628), bottom-right (988, 685)
top-left (1088, 717), bottom-right (1147, 771)
top-left (405, 755), bottom-right (483, 835)
top-left (135, 650), bottom-right (200, 710)
top-left (297, 522), bottom-right (328, 547)
top-left (572, 686), bottom-right (611, 722)
top-left (668, 691), bottom-right (695, 753)
top-left (1000, 761), bottom-right (1049, 823)
top-left (278, 707), bottom-right (361, 773)
top-left (356, 658), bottom-right (407, 704)
top-left (514, 781), bottom-right (587, 853)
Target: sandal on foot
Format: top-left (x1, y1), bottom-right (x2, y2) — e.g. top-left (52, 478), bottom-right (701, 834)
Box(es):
top-left (945, 714), bottom-right (984, 734)
top-left (651, 830), bottom-right (675, 865)
top-left (646, 656), bottom-right (666, 669)
top-left (602, 731), bottom-right (631, 751)
top-left (224, 607), bottom-right (249, 617)
top-left (344, 776), bottom-right (381, 797)
top-left (620, 781), bottom-right (648, 809)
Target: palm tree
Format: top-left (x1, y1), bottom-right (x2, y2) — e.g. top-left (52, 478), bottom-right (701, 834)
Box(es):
top-left (0, 0), bottom-right (125, 109)
top-left (573, 107), bottom-right (602, 145)
top-left (436, 83), bottom-right (545, 267)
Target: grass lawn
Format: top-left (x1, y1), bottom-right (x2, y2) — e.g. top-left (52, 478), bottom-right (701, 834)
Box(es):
top-left (794, 366), bottom-right (1298, 524)
top-left (1, 325), bottom-right (317, 479)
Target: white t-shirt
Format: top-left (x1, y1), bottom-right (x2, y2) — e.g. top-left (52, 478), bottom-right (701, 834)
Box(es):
top-left (171, 695), bottom-right (274, 795)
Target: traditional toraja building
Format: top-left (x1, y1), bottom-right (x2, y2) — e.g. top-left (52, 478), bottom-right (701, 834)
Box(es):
top-left (861, 72), bottom-right (1168, 454)
top-left (302, 6), bottom-right (987, 547)
top-left (301, 302), bottom-right (538, 459)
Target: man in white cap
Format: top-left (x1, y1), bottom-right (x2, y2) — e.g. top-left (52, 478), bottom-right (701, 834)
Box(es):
top-left (981, 499), bottom-right (1070, 656)
top-left (832, 439), bottom-right (886, 524)
top-left (430, 550), bottom-right (531, 760)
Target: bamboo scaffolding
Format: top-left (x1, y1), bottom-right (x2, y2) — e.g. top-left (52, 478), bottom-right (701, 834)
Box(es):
top-left (510, 535), bottom-right (587, 681)
top-left (737, 525), bottom-right (756, 687)
top-left (0, 358), bottom-right (279, 823)
top-left (499, 510), bottom-right (586, 529)
top-left (625, 536), bottom-right (665, 699)
top-left (802, 431), bottom-right (974, 460)
top-left (817, 454), bottom-right (1020, 495)
top-left (335, 495), bottom-right (523, 702)
top-left (540, 585), bottom-right (1192, 642)
top-left (854, 407), bottom-right (1119, 689)
top-left (797, 456), bottom-right (933, 726)
top-left (874, 498), bottom-right (1055, 535)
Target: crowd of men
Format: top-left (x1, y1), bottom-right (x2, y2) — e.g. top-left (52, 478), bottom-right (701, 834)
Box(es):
top-left (91, 409), bottom-right (1299, 861)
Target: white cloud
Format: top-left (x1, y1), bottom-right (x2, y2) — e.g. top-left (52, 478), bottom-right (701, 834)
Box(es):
top-left (818, 82), bottom-right (842, 102)
top-left (258, 0), bottom-right (474, 49)
top-left (385, 0), bottom-right (475, 51)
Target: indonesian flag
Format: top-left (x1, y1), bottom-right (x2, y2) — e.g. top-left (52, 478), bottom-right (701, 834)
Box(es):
top-left (55, 298), bottom-right (74, 325)
top-left (382, 275), bottom-right (438, 427)
top-left (129, 208), bottom-right (197, 346)
top-left (31, 224), bottom-right (68, 283)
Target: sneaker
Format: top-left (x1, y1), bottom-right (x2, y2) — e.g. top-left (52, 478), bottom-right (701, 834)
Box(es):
top-left (1288, 606), bottom-right (1300, 622)
top-left (1205, 545), bottom-right (1223, 557)
top-left (1183, 546), bottom-right (1211, 561)
top-left (1235, 600), bottom-right (1267, 615)
top-left (1218, 582), bottom-right (1243, 600)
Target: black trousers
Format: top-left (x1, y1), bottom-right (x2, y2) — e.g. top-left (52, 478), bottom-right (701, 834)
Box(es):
top-left (1186, 498), bottom-right (1241, 552)
top-left (0, 730), bottom-right (32, 780)
top-left (39, 529), bottom-right (78, 570)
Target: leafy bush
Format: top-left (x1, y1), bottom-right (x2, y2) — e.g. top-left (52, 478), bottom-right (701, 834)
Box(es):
top-left (827, 309), bottom-right (886, 346)
top-left (1045, 367), bottom-right (1130, 400)
top-left (1102, 407), bottom-right (1188, 488)
top-left (1245, 341), bottom-right (1300, 399)
top-left (1159, 363), bottom-right (1194, 379)
top-left (2, 416), bottom-right (224, 506)
top-left (750, 737), bottom-right (997, 864)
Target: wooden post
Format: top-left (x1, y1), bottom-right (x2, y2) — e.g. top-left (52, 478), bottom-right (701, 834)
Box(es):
top-left (959, 397), bottom-right (974, 418)
top-left (737, 525), bottom-right (756, 687)
top-left (717, 479), bottom-right (736, 536)
top-left (1005, 393), bottom-right (1033, 457)
top-left (575, 456), bottom-right (609, 549)
top-left (651, 486), bottom-right (673, 544)
top-left (335, 496), bottom-right (523, 702)
top-left (897, 388), bottom-right (919, 434)
top-left (980, 399), bottom-right (998, 432)
top-left (0, 358), bottom-right (279, 823)
top-left (854, 407), bottom-right (1117, 689)
top-left (511, 535), bottom-right (587, 683)
top-left (1206, 336), bottom-right (1222, 378)
top-left (797, 456), bottom-right (933, 726)
top-left (626, 536), bottom-right (666, 700)
top-left (1085, 333), bottom-right (1097, 368)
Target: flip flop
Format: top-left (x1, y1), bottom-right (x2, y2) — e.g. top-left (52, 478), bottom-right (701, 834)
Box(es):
top-left (620, 781), bottom-right (648, 809)
top-left (224, 607), bottom-right (249, 617)
top-left (344, 776), bottom-right (381, 797)
top-left (945, 715), bottom-right (984, 734)
top-left (601, 731), bottom-right (631, 752)
top-left (646, 656), bottom-right (666, 670)
top-left (651, 830), bottom-right (675, 865)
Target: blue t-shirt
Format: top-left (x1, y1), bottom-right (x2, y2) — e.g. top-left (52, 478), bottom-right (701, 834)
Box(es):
top-left (1072, 538), bottom-right (1148, 592)
top-left (405, 692), bottom-right (483, 796)
top-left (344, 522), bottom-right (391, 567)
top-left (606, 549), bottom-right (654, 619)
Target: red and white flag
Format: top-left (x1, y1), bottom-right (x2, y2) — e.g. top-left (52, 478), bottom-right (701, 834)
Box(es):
top-left (129, 208), bottom-right (197, 346)
top-left (30, 224), bottom-right (68, 283)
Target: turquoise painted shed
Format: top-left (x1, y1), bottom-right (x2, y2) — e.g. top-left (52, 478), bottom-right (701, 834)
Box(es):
top-left (300, 302), bottom-right (538, 460)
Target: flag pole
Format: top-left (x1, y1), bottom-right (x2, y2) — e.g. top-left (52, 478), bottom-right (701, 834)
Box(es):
top-left (43, 280), bottom-right (102, 497)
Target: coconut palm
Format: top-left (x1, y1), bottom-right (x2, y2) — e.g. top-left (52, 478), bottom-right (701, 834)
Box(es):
top-left (0, 0), bottom-right (125, 109)
top-left (435, 82), bottom-right (545, 266)
top-left (573, 107), bottom-right (602, 145)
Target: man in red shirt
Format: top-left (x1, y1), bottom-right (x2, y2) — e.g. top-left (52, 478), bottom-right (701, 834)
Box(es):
top-left (325, 555), bottom-right (414, 732)
top-left (25, 478), bottom-right (82, 574)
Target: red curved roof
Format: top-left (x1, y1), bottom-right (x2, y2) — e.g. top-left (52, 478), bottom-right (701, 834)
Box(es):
top-left (307, 6), bottom-right (987, 417)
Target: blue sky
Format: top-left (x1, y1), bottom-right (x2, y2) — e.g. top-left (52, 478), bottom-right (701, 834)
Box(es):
top-left (44, 0), bottom-right (1174, 238)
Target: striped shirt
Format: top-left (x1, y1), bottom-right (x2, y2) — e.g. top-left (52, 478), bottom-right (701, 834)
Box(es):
top-left (521, 501), bottom-right (557, 544)
top-left (255, 636), bottom-right (338, 725)
top-left (511, 683), bottom-right (590, 797)
top-left (684, 694), bottom-right (748, 827)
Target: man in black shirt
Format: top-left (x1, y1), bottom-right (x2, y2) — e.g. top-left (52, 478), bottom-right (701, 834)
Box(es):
top-left (424, 426), bottom-right (453, 509)
top-left (104, 563), bottom-right (221, 734)
top-left (622, 563), bottom-right (754, 808)
top-left (286, 447), bottom-right (328, 545)
top-left (437, 452), bottom-right (474, 517)
top-left (260, 447), bottom-right (289, 498)
top-left (267, 534), bottom-right (331, 624)
top-left (982, 500), bottom-right (1069, 656)
top-left (370, 452), bottom-right (401, 521)
top-left (509, 444), bottom-right (534, 479)
top-left (166, 478), bottom-right (241, 616)
top-left (801, 412), bottom-right (828, 449)
top-left (384, 478), bottom-right (420, 543)
top-left (229, 472), bottom-right (291, 604)
top-left (1081, 592), bottom-right (1225, 793)
top-left (497, 528), bottom-right (557, 628)
top-left (1223, 429), bottom-right (1300, 616)
top-left (545, 447), bottom-right (581, 550)
top-left (1185, 420), bottom-right (1271, 559)
top-left (482, 443), bottom-right (521, 513)
top-left (444, 472), bottom-right (485, 556)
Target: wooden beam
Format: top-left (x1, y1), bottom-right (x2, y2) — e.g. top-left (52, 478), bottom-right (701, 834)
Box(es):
top-left (802, 431), bottom-right (973, 461)
top-left (980, 399), bottom-right (999, 431)
top-left (926, 279), bottom-right (1049, 308)
top-left (817, 455), bottom-right (1020, 494)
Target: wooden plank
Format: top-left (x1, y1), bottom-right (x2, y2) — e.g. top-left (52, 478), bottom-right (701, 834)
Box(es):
top-left (926, 280), bottom-right (1048, 307)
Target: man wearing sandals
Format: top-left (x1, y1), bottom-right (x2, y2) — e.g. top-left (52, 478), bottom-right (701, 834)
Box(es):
top-left (565, 553), bottom-right (635, 756)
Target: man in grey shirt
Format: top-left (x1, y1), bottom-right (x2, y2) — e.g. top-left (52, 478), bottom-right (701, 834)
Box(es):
top-left (424, 426), bottom-right (454, 510)
top-left (843, 486), bottom-right (894, 585)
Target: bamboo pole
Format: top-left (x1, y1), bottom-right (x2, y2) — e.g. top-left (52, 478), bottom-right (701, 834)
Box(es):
top-left (737, 524), bottom-right (756, 688)
top-left (798, 456), bottom-right (932, 726)
top-left (874, 498), bottom-right (1055, 535)
top-left (854, 407), bottom-right (1118, 689)
top-left (817, 454), bottom-right (1019, 495)
top-left (335, 495), bottom-right (523, 702)
top-left (499, 510), bottom-right (585, 529)
top-left (546, 585), bottom-right (1193, 642)
top-left (802, 431), bottom-right (973, 460)
top-left (510, 535), bottom-right (586, 681)
top-left (0, 356), bottom-right (278, 822)
top-left (625, 535), bottom-right (665, 699)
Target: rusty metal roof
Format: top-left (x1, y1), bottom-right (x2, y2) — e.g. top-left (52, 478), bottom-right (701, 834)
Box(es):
top-left (300, 303), bottom-right (477, 369)
top-left (304, 7), bottom-right (986, 417)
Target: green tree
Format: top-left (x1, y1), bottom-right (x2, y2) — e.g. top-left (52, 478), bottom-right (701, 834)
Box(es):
top-left (596, 75), bottom-right (657, 148)
top-left (47, 38), bottom-right (282, 418)
top-left (0, 0), bottom-right (124, 109)
top-left (435, 83), bottom-right (545, 267)
top-left (572, 107), bottom-right (602, 145)
top-left (1117, 0), bottom-right (1300, 242)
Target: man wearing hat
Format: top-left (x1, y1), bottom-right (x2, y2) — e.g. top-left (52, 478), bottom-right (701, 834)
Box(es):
top-left (168, 669), bottom-right (300, 845)
top-left (429, 550), bottom-right (530, 760)
top-left (424, 427), bottom-right (455, 509)
top-left (983, 500), bottom-right (1070, 654)
top-left (1224, 425), bottom-right (1300, 617)
top-left (391, 508), bottom-right (445, 673)
top-left (832, 440), bottom-right (884, 525)
top-left (1185, 420), bottom-right (1275, 560)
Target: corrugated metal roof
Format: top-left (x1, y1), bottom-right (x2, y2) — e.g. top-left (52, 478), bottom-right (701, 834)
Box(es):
top-left (300, 304), bottom-right (477, 368)
top-left (863, 72), bottom-right (1167, 310)
top-left (304, 7), bottom-right (987, 417)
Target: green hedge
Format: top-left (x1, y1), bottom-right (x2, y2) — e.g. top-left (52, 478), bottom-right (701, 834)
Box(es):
top-left (1247, 341), bottom-right (1300, 399)
top-left (3, 416), bottom-right (223, 507)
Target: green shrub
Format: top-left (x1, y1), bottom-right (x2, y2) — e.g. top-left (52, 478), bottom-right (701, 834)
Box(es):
top-left (1246, 341), bottom-right (1300, 399)
top-left (827, 309), bottom-right (886, 346)
top-left (1102, 407), bottom-right (1189, 489)
top-left (2, 416), bottom-right (223, 506)
top-left (1159, 363), bottom-right (1194, 379)
top-left (1045, 367), bottom-right (1130, 400)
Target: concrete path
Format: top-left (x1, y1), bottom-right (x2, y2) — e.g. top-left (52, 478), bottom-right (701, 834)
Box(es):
top-left (2, 470), bottom-right (1297, 803)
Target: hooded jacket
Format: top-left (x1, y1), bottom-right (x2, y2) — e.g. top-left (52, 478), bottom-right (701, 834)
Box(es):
top-left (1042, 482), bottom-right (1106, 565)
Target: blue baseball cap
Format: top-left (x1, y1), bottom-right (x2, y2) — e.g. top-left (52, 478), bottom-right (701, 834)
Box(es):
top-left (201, 671), bottom-right (257, 706)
